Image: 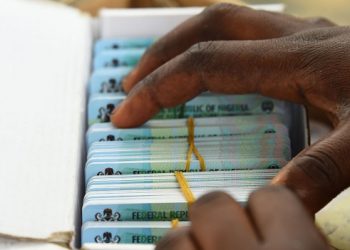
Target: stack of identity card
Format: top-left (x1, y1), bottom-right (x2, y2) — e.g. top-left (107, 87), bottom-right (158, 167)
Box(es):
top-left (82, 37), bottom-right (292, 246)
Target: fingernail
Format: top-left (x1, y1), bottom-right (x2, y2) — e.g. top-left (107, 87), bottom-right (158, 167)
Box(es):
top-left (111, 102), bottom-right (123, 116)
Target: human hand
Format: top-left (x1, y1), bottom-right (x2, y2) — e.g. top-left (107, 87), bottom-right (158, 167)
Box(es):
top-left (155, 188), bottom-right (330, 250)
top-left (120, 3), bottom-right (335, 95)
top-left (111, 3), bottom-right (350, 213)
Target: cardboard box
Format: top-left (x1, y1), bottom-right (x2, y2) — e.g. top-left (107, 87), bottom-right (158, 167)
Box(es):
top-left (0, 2), bottom-right (309, 250)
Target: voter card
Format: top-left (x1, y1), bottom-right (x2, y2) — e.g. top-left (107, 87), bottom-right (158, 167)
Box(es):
top-left (89, 67), bottom-right (132, 94)
top-left (88, 94), bottom-right (124, 125)
top-left (94, 38), bottom-right (154, 54)
top-left (85, 122), bottom-right (289, 148)
top-left (82, 221), bottom-right (188, 244)
top-left (93, 48), bottom-right (146, 69)
top-left (84, 157), bottom-right (286, 184)
top-left (85, 114), bottom-right (289, 147)
top-left (82, 186), bottom-right (256, 223)
top-left (87, 93), bottom-right (290, 126)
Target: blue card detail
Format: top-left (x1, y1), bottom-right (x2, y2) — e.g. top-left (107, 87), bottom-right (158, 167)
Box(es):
top-left (94, 38), bottom-right (154, 54)
top-left (89, 67), bottom-right (132, 94)
top-left (83, 226), bottom-right (118, 244)
top-left (88, 94), bottom-right (125, 126)
top-left (82, 203), bottom-right (188, 223)
top-left (82, 222), bottom-right (167, 244)
top-left (93, 49), bottom-right (146, 70)
top-left (84, 158), bottom-right (284, 184)
top-left (86, 123), bottom-right (121, 149)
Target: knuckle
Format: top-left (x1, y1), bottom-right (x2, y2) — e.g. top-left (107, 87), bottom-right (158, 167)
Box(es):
top-left (291, 149), bottom-right (344, 190)
top-left (284, 148), bottom-right (350, 212)
top-left (290, 29), bottom-right (350, 111)
top-left (185, 41), bottom-right (210, 58)
top-left (181, 41), bottom-right (218, 89)
top-left (138, 73), bottom-right (164, 108)
top-left (199, 3), bottom-right (246, 39)
top-left (183, 41), bottom-right (217, 69)
top-left (143, 41), bottom-right (167, 62)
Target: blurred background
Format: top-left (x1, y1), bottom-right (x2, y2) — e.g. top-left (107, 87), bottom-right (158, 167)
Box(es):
top-left (57, 0), bottom-right (350, 25)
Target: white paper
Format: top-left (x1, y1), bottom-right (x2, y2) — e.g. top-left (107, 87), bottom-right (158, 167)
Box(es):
top-left (99, 4), bottom-right (285, 38)
top-left (0, 236), bottom-right (67, 250)
top-left (0, 0), bottom-right (91, 244)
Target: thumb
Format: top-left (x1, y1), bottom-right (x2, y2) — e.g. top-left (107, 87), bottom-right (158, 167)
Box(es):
top-left (272, 120), bottom-right (350, 214)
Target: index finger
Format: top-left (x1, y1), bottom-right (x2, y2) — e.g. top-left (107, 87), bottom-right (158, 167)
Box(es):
top-left (111, 38), bottom-right (310, 128)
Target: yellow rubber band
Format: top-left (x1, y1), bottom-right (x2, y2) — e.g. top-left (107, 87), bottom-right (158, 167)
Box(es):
top-left (175, 171), bottom-right (195, 205)
top-left (185, 142), bottom-right (193, 172)
top-left (171, 172), bottom-right (195, 228)
top-left (193, 145), bottom-right (206, 171)
top-left (171, 218), bottom-right (179, 229)
top-left (185, 117), bottom-right (206, 171)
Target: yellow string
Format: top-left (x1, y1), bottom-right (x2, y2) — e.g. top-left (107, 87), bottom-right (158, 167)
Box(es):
top-left (171, 218), bottom-right (179, 229)
top-left (174, 171), bottom-right (196, 205)
top-left (185, 141), bottom-right (193, 172)
top-left (172, 118), bottom-right (207, 228)
top-left (185, 117), bottom-right (206, 171)
top-left (193, 146), bottom-right (206, 171)
top-left (171, 172), bottom-right (196, 229)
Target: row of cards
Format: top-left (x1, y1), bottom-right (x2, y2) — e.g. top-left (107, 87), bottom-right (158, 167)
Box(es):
top-left (82, 169), bottom-right (279, 244)
top-left (87, 92), bottom-right (290, 126)
top-left (84, 116), bottom-right (291, 183)
top-left (81, 38), bottom-right (292, 246)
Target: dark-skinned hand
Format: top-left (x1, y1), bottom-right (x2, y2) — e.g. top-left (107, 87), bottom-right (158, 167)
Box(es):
top-left (155, 187), bottom-right (330, 250)
top-left (111, 3), bottom-right (350, 216)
